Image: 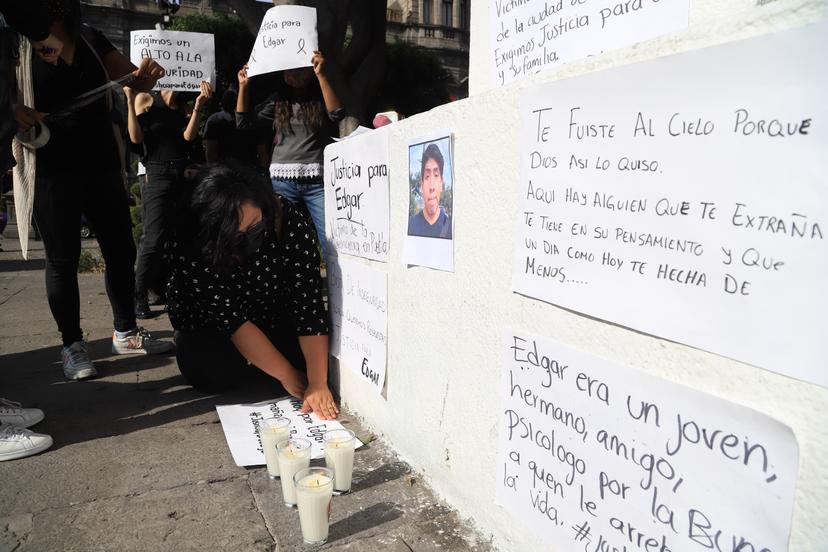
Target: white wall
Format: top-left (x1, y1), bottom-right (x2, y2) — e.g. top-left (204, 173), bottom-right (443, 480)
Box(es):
top-left (336, 1), bottom-right (828, 550)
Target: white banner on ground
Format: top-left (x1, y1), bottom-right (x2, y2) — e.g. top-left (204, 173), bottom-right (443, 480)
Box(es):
top-left (324, 129), bottom-right (390, 262)
top-left (497, 330), bottom-right (798, 552)
top-left (247, 5), bottom-right (318, 77)
top-left (513, 22), bottom-right (828, 386)
top-left (489, 0), bottom-right (688, 87)
top-left (130, 30), bottom-right (215, 91)
top-left (216, 398), bottom-right (363, 466)
top-left (328, 257), bottom-right (388, 394)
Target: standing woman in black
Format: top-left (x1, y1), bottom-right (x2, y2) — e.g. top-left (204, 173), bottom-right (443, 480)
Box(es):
top-left (125, 81), bottom-right (213, 317)
top-left (18, 0), bottom-right (173, 381)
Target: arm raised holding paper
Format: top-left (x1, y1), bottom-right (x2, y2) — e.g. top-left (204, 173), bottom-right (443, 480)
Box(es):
top-left (235, 49), bottom-right (343, 260)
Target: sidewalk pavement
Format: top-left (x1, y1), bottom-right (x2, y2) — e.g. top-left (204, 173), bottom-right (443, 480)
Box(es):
top-left (0, 227), bottom-right (494, 552)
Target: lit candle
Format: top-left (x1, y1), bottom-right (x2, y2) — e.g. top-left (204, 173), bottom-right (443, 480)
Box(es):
top-left (258, 417), bottom-right (291, 479)
top-left (276, 438), bottom-right (312, 507)
top-left (323, 429), bottom-right (356, 494)
top-left (294, 467), bottom-right (334, 545)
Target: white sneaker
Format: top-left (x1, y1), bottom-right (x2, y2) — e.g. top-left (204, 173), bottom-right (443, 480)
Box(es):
top-left (62, 341), bottom-right (98, 380)
top-left (0, 398), bottom-right (45, 428)
top-left (0, 425), bottom-right (53, 461)
top-left (112, 327), bottom-right (174, 355)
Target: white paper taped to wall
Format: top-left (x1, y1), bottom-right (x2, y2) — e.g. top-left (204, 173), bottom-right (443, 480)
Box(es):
top-left (324, 129), bottom-right (391, 262)
top-left (328, 257), bottom-right (388, 395)
top-left (488, 0), bottom-right (689, 87)
top-left (512, 22), bottom-right (828, 386)
top-left (496, 330), bottom-right (798, 552)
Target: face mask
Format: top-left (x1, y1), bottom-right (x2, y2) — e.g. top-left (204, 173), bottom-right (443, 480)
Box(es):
top-left (232, 220), bottom-right (266, 261)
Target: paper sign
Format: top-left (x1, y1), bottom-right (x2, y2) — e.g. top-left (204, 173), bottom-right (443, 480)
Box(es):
top-left (324, 129), bottom-right (390, 262)
top-left (402, 131), bottom-right (455, 272)
top-left (130, 30), bottom-right (215, 91)
top-left (489, 0), bottom-right (688, 87)
top-left (328, 257), bottom-right (388, 394)
top-left (216, 397), bottom-right (362, 466)
top-left (497, 330), bottom-right (798, 551)
top-left (247, 5), bottom-right (318, 77)
top-left (513, 22), bottom-right (828, 386)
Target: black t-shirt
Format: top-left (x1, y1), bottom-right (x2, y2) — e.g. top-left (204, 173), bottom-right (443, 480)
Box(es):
top-left (139, 94), bottom-right (191, 163)
top-left (33, 25), bottom-right (119, 174)
top-left (203, 110), bottom-right (258, 165)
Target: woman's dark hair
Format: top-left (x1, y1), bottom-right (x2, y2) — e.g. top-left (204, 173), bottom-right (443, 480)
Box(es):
top-left (271, 75), bottom-right (325, 134)
top-left (420, 143), bottom-right (445, 180)
top-left (44, 0), bottom-right (82, 37)
top-left (184, 164), bottom-right (282, 270)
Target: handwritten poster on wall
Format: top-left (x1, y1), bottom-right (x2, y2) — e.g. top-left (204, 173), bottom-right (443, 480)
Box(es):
top-left (328, 257), bottom-right (388, 394)
top-left (216, 398), bottom-right (363, 466)
top-left (247, 5), bottom-right (318, 77)
top-left (489, 0), bottom-right (688, 87)
top-left (130, 30), bottom-right (215, 91)
top-left (497, 330), bottom-right (798, 552)
top-left (323, 130), bottom-right (390, 262)
top-left (512, 22), bottom-right (828, 386)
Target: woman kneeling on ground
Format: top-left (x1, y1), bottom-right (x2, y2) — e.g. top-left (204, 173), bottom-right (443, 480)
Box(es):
top-left (166, 165), bottom-right (338, 420)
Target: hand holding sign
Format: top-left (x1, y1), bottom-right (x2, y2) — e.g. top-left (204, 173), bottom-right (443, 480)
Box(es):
top-left (247, 5), bottom-right (319, 77)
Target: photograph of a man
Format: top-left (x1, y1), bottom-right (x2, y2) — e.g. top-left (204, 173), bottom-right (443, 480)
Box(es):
top-left (407, 140), bottom-right (453, 239)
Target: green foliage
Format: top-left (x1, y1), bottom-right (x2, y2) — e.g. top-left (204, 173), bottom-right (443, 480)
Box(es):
top-left (130, 181), bottom-right (142, 246)
top-left (77, 249), bottom-right (105, 273)
top-left (376, 40), bottom-right (451, 118)
top-left (169, 13), bottom-right (254, 92)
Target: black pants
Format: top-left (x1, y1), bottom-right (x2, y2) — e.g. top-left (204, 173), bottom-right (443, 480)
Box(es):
top-left (33, 168), bottom-right (137, 346)
top-left (134, 160), bottom-right (185, 296)
top-left (175, 324), bottom-right (305, 393)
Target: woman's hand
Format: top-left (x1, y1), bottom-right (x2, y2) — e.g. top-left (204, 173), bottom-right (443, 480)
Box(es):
top-left (311, 51), bottom-right (326, 77)
top-left (237, 65), bottom-right (250, 89)
top-left (280, 367), bottom-right (307, 400)
top-left (14, 105), bottom-right (44, 133)
top-left (300, 384), bottom-right (339, 420)
top-left (32, 34), bottom-right (62, 65)
top-left (130, 57), bottom-right (165, 92)
top-left (194, 81), bottom-right (213, 112)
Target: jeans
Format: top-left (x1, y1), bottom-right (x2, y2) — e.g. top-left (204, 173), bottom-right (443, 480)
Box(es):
top-left (271, 176), bottom-right (327, 259)
top-left (134, 160), bottom-right (185, 297)
top-left (33, 169), bottom-right (137, 346)
top-left (175, 323), bottom-right (305, 393)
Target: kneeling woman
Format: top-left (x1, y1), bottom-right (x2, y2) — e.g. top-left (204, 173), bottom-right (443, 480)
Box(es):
top-left (166, 165), bottom-right (338, 420)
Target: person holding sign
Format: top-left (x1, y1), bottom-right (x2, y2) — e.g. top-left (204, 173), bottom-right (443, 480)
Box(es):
top-left (124, 80), bottom-right (213, 318)
top-left (235, 50), bottom-right (343, 260)
top-left (166, 165), bottom-right (339, 420)
top-left (16, 0), bottom-right (171, 381)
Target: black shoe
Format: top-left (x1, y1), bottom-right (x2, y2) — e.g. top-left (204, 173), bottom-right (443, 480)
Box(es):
top-left (135, 295), bottom-right (152, 319)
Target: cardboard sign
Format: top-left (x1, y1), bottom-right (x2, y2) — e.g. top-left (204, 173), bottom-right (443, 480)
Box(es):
top-left (130, 30), bottom-right (215, 91)
top-left (216, 398), bottom-right (363, 466)
top-left (247, 5), bottom-right (318, 77)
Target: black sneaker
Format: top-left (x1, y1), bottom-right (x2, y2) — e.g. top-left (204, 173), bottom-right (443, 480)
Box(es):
top-left (135, 294), bottom-right (152, 319)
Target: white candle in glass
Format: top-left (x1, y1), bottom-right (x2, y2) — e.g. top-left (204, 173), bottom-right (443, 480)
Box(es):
top-left (323, 429), bottom-right (356, 494)
top-left (294, 467), bottom-right (334, 545)
top-left (276, 438), bottom-right (312, 507)
top-left (258, 417), bottom-right (291, 479)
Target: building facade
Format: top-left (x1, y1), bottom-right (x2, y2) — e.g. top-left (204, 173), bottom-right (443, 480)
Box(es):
top-left (386, 0), bottom-right (470, 98)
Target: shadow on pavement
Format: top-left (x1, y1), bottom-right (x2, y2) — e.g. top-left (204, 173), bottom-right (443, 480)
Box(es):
top-left (327, 502), bottom-right (405, 543)
top-left (0, 336), bottom-right (289, 451)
